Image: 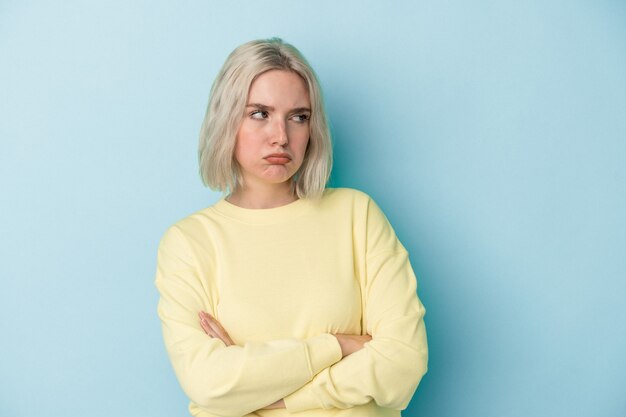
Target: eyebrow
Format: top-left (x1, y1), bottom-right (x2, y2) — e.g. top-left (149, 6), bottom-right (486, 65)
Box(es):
top-left (246, 103), bottom-right (311, 113)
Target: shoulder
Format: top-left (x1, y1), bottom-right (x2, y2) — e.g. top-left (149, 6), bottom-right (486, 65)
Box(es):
top-left (320, 187), bottom-right (387, 217)
top-left (316, 188), bottom-right (392, 233)
top-left (321, 187), bottom-right (374, 207)
top-left (158, 204), bottom-right (221, 249)
top-left (325, 187), bottom-right (396, 226)
top-left (321, 188), bottom-right (403, 254)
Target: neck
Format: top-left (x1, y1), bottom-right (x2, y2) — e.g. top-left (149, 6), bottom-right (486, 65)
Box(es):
top-left (227, 181), bottom-right (298, 209)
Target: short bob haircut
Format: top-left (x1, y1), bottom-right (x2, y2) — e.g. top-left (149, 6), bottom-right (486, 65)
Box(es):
top-left (198, 37), bottom-right (333, 199)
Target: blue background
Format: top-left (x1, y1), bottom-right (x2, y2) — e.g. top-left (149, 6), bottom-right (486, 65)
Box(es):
top-left (1, 1), bottom-right (625, 416)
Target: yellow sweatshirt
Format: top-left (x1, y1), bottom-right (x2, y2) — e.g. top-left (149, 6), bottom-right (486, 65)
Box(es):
top-left (155, 188), bottom-right (428, 417)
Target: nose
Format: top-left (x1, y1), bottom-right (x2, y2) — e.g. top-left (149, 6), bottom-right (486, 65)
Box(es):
top-left (270, 119), bottom-right (288, 146)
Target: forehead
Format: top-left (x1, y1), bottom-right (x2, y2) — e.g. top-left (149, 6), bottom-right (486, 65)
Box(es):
top-left (247, 69), bottom-right (310, 107)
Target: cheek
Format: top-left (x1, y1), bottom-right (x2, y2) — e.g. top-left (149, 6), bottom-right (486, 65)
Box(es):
top-left (235, 142), bottom-right (255, 165)
top-left (288, 126), bottom-right (310, 148)
top-left (236, 124), bottom-right (256, 146)
top-left (235, 126), bottom-right (259, 158)
top-left (233, 142), bottom-right (250, 168)
top-left (296, 135), bottom-right (311, 158)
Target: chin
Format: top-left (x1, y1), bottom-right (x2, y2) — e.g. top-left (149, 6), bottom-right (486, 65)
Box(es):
top-left (265, 177), bottom-right (293, 185)
top-left (261, 171), bottom-right (296, 183)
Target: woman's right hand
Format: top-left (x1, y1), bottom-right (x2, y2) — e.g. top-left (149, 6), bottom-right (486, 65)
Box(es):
top-left (333, 334), bottom-right (372, 357)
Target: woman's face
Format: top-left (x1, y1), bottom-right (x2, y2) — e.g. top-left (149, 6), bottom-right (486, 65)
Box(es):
top-left (234, 69), bottom-right (311, 190)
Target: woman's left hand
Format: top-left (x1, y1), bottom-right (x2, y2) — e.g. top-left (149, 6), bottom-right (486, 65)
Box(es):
top-left (198, 311), bottom-right (235, 346)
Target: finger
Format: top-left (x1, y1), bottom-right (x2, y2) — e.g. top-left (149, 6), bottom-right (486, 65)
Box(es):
top-left (201, 320), bottom-right (216, 339)
top-left (199, 317), bottom-right (212, 335)
top-left (200, 315), bottom-right (231, 345)
top-left (203, 314), bottom-right (234, 346)
top-left (199, 315), bottom-right (222, 341)
top-left (198, 312), bottom-right (209, 330)
top-left (198, 312), bottom-right (210, 330)
top-left (209, 319), bottom-right (233, 346)
top-left (207, 317), bottom-right (235, 346)
top-left (199, 312), bottom-right (219, 336)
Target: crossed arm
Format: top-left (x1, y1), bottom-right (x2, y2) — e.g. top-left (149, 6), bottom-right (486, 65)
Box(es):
top-left (156, 198), bottom-right (428, 416)
top-left (197, 311), bottom-right (372, 411)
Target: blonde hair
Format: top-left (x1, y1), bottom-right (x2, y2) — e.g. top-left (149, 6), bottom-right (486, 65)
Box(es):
top-left (198, 37), bottom-right (333, 199)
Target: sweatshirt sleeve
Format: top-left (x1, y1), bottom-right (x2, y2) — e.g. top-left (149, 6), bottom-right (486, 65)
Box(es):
top-left (283, 196), bottom-right (428, 411)
top-left (155, 225), bottom-right (343, 417)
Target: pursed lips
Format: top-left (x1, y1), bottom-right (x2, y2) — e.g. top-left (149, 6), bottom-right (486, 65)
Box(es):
top-left (264, 153), bottom-right (291, 164)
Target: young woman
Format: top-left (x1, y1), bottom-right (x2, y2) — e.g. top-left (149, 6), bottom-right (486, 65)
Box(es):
top-left (155, 38), bottom-right (428, 417)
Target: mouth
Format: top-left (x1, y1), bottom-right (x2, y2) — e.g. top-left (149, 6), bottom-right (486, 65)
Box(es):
top-left (264, 153), bottom-right (291, 164)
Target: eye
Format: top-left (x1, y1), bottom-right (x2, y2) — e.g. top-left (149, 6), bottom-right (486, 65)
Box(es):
top-left (291, 113), bottom-right (310, 123)
top-left (250, 110), bottom-right (268, 120)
